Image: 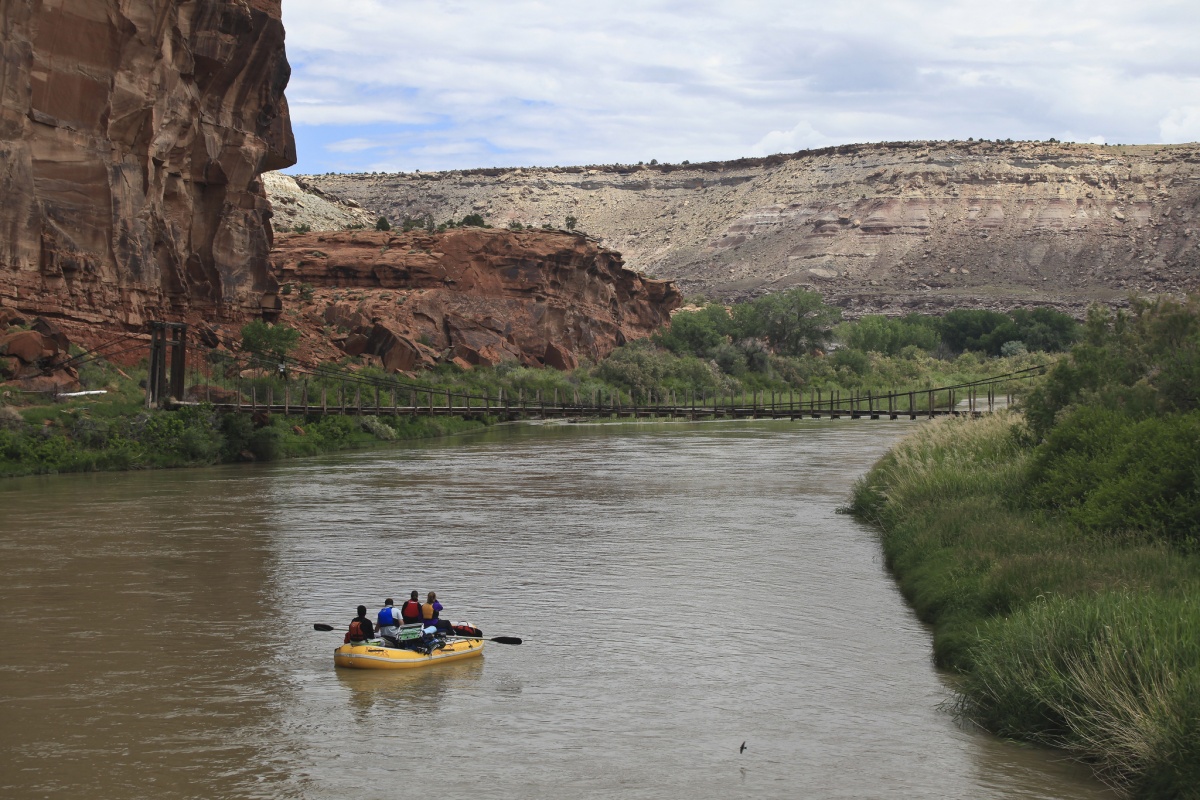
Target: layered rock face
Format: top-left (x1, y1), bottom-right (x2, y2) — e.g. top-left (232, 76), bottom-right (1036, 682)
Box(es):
top-left (298, 141), bottom-right (1200, 315)
top-left (263, 172), bottom-right (374, 234)
top-left (269, 228), bottom-right (681, 371)
top-left (0, 0), bottom-right (295, 344)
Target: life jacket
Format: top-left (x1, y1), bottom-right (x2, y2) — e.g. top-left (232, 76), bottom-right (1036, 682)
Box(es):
top-left (378, 606), bottom-right (398, 627)
top-left (345, 618), bottom-right (368, 644)
top-left (421, 602), bottom-right (439, 620)
top-left (453, 623), bottom-right (482, 638)
top-left (400, 599), bottom-right (422, 622)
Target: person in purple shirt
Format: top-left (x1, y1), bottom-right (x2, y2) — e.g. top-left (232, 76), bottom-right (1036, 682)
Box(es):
top-left (422, 591), bottom-right (453, 633)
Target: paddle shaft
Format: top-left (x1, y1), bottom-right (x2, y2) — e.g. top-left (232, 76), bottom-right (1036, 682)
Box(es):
top-left (311, 623), bottom-right (520, 644)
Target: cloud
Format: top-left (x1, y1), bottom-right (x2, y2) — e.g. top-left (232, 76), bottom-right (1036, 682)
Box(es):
top-left (751, 121), bottom-right (837, 156)
top-left (279, 1), bottom-right (1200, 172)
top-left (325, 138), bottom-right (383, 153)
top-left (1160, 106), bottom-right (1200, 142)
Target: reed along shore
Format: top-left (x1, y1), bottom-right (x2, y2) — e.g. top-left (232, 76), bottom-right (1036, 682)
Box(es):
top-left (849, 410), bottom-right (1199, 796)
top-left (849, 296), bottom-right (1200, 797)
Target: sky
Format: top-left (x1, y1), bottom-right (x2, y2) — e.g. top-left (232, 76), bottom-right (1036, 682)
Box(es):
top-left (280, 0), bottom-right (1200, 174)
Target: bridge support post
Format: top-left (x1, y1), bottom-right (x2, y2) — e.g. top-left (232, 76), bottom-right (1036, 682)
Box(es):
top-left (145, 321), bottom-right (188, 408)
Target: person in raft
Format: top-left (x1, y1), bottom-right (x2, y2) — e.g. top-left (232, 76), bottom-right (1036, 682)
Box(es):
top-left (422, 591), bottom-right (453, 633)
top-left (377, 598), bottom-right (402, 646)
top-left (400, 591), bottom-right (423, 625)
top-left (346, 605), bottom-right (376, 644)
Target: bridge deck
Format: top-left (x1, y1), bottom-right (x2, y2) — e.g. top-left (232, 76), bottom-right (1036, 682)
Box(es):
top-left (198, 401), bottom-right (989, 421)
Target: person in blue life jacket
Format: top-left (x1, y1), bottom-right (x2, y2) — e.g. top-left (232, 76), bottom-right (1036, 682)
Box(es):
top-left (377, 598), bottom-right (402, 646)
top-left (346, 605), bottom-right (375, 644)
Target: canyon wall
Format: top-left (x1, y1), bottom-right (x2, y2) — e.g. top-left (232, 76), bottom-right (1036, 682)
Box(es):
top-left (0, 0), bottom-right (295, 343)
top-left (297, 141), bottom-right (1200, 315)
top-left (267, 227), bottom-right (681, 371)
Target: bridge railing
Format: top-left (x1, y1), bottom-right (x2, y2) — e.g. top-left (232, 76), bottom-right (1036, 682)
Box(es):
top-left (189, 362), bottom-right (1044, 421)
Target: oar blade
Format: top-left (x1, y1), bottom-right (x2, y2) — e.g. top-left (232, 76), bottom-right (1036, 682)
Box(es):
top-left (490, 636), bottom-right (522, 645)
top-left (313, 623), bottom-right (336, 632)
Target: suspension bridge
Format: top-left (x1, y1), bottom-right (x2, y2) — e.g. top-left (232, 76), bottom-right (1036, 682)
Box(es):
top-left (45, 322), bottom-right (1044, 422)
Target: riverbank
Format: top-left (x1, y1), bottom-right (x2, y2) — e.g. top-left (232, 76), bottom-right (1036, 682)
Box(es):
top-left (849, 410), bottom-right (1200, 797)
top-left (0, 394), bottom-right (488, 478)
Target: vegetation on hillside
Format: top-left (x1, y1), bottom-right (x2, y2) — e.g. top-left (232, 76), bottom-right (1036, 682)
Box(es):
top-left (848, 295), bottom-right (1200, 796)
top-left (0, 290), bottom-right (1080, 478)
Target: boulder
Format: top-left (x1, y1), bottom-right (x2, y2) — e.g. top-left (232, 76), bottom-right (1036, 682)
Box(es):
top-left (0, 309), bottom-right (27, 330)
top-left (10, 371), bottom-right (80, 394)
top-left (31, 318), bottom-right (70, 353)
top-left (544, 342), bottom-right (577, 371)
top-left (342, 333), bottom-right (369, 356)
top-left (365, 324), bottom-right (430, 373)
top-left (0, 330), bottom-right (56, 363)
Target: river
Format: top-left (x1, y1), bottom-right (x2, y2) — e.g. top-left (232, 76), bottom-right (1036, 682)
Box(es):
top-left (0, 419), bottom-right (1114, 799)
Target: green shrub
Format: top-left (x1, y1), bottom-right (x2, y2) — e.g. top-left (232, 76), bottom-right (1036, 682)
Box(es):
top-left (247, 426), bottom-right (284, 461)
top-left (360, 416), bottom-right (397, 440)
top-left (1028, 409), bottom-right (1200, 544)
top-left (0, 406), bottom-right (25, 431)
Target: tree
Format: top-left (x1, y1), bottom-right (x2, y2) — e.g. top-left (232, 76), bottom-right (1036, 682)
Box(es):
top-left (565, 215), bottom-right (578, 231)
top-left (835, 314), bottom-right (940, 355)
top-left (375, 216), bottom-right (391, 232)
top-left (730, 288), bottom-right (840, 356)
top-left (939, 309), bottom-right (1010, 354)
top-left (655, 304), bottom-right (731, 357)
top-left (240, 320), bottom-right (300, 362)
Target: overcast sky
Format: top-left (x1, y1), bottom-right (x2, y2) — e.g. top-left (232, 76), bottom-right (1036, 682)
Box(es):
top-left (281, 0), bottom-right (1200, 174)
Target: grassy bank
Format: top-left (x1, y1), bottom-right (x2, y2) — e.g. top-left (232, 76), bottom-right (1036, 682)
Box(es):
top-left (848, 297), bottom-right (1200, 797)
top-left (0, 395), bottom-right (487, 478)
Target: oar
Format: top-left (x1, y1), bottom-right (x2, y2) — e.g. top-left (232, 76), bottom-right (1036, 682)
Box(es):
top-left (453, 635), bottom-right (523, 645)
top-left (312, 623), bottom-right (522, 645)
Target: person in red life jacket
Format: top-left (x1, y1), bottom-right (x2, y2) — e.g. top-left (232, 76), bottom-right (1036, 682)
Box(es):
top-left (422, 591), bottom-right (453, 633)
top-left (377, 598), bottom-right (402, 646)
top-left (400, 590), bottom-right (423, 625)
top-left (345, 605), bottom-right (375, 644)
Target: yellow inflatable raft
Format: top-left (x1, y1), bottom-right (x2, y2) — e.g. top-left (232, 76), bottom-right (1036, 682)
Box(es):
top-left (334, 638), bottom-right (484, 670)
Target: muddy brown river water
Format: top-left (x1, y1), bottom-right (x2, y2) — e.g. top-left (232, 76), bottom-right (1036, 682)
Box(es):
top-left (0, 419), bottom-right (1115, 799)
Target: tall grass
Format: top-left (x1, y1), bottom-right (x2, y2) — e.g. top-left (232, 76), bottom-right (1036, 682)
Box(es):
top-left (962, 593), bottom-right (1200, 796)
top-left (850, 413), bottom-right (1200, 796)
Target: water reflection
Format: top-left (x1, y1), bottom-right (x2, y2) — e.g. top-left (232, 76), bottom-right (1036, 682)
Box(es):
top-left (337, 658), bottom-right (486, 721)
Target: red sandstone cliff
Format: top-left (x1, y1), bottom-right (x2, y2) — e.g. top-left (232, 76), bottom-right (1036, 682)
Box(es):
top-left (268, 228), bottom-right (682, 371)
top-left (0, 0), bottom-right (295, 344)
top-left (0, 3), bottom-right (682, 380)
